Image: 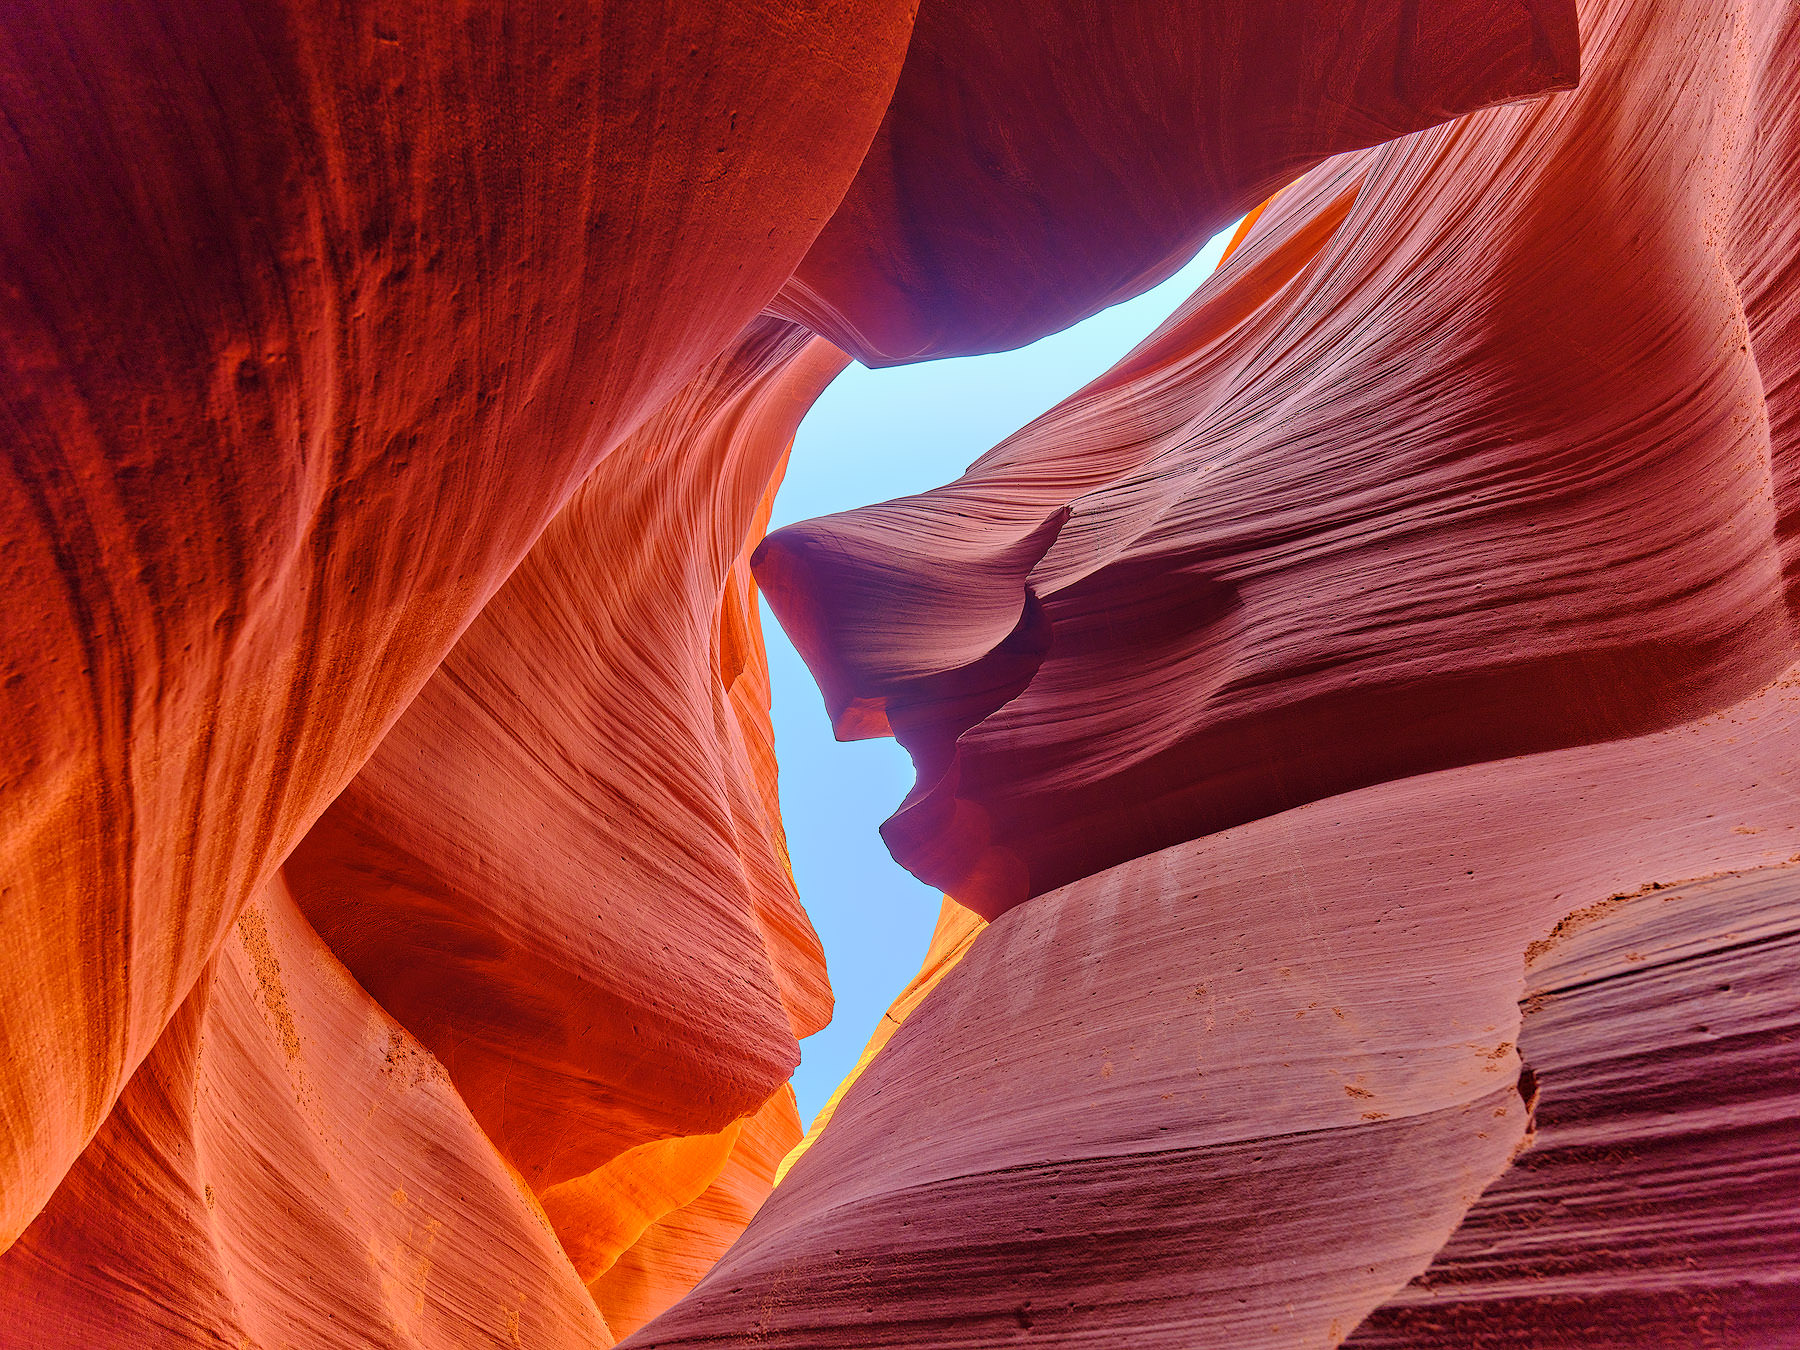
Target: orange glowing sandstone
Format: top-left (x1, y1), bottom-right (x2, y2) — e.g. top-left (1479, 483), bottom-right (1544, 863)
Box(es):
top-left (590, 1088), bottom-right (807, 1340)
top-left (0, 0), bottom-right (910, 1251)
top-left (285, 319), bottom-right (844, 1192)
top-left (12, 0), bottom-right (1796, 1345)
top-left (0, 875), bottom-right (607, 1348)
top-left (773, 898), bottom-right (987, 1187)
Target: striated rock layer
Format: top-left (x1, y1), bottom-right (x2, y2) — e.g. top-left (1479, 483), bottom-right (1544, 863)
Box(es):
top-left (775, 0), bottom-right (1578, 363)
top-left (1348, 866), bottom-right (1800, 1348)
top-left (0, 874), bottom-right (608, 1349)
top-left (284, 317), bottom-right (843, 1192)
top-left (631, 655), bottom-right (1800, 1348)
top-left (639, 0), bottom-right (1800, 1342)
top-left (7, 0), bottom-right (1799, 1342)
top-left (759, 0), bottom-right (1800, 922)
top-left (0, 0), bottom-right (912, 1249)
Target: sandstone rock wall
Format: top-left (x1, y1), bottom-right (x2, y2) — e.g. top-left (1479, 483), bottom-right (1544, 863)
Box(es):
top-left (648, 0), bottom-right (1800, 1341)
top-left (0, 0), bottom-right (910, 1253)
top-left (9, 0), bottom-right (1797, 1343)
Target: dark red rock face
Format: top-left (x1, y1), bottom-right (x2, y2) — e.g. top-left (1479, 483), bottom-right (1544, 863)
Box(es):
top-left (759, 0), bottom-right (1800, 922)
top-left (5, 0), bottom-right (1798, 1344)
top-left (1348, 866), bottom-right (1800, 1348)
top-left (775, 0), bottom-right (1579, 363)
top-left (629, 656), bottom-right (1800, 1348)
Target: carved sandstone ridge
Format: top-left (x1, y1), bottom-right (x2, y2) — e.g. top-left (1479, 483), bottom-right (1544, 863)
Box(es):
top-left (0, 316), bottom-right (828, 1348)
top-left (0, 0), bottom-right (913, 1248)
top-left (626, 663), bottom-right (1800, 1348)
top-left (285, 317), bottom-right (844, 1193)
top-left (772, 0), bottom-right (1577, 363)
top-left (0, 873), bottom-right (609, 1349)
top-left (1348, 864), bottom-right (1800, 1347)
top-left (758, 0), bottom-right (1800, 921)
top-left (8, 0), bottom-right (1795, 1344)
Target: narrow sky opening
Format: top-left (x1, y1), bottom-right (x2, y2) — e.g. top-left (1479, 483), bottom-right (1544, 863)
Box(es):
top-left (767, 222), bottom-right (1243, 1125)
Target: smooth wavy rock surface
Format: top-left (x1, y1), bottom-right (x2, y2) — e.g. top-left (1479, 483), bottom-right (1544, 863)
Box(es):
top-left (285, 318), bottom-right (843, 1190)
top-left (626, 660), bottom-right (1800, 1348)
top-left (774, 0), bottom-right (1578, 363)
top-left (0, 0), bottom-right (911, 1247)
top-left (4, 0), bottom-right (1796, 1340)
top-left (0, 312), bottom-right (841, 1348)
top-left (638, 0), bottom-right (1800, 1340)
top-left (758, 0), bottom-right (1800, 921)
top-left (1348, 866), bottom-right (1800, 1346)
top-left (590, 1087), bottom-right (805, 1340)
top-left (0, 874), bottom-right (608, 1349)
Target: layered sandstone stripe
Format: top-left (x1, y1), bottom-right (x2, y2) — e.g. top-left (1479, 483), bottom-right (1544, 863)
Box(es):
top-left (285, 319), bottom-right (844, 1191)
top-left (759, 0), bottom-right (1800, 920)
top-left (0, 875), bottom-right (610, 1348)
top-left (629, 664), bottom-right (1800, 1347)
top-left (776, 0), bottom-right (1578, 362)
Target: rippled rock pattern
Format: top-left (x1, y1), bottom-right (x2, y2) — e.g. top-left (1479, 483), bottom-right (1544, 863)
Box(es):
top-left (759, 0), bottom-right (1800, 922)
top-left (285, 318), bottom-right (842, 1193)
top-left (1348, 866), bottom-right (1800, 1347)
top-left (0, 0), bottom-right (911, 1255)
top-left (772, 0), bottom-right (1578, 362)
top-left (0, 875), bottom-right (608, 1348)
top-left (642, 668), bottom-right (1800, 1345)
top-left (5, 0), bottom-right (1797, 1344)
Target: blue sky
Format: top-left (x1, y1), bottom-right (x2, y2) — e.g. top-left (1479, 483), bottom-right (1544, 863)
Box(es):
top-left (766, 223), bottom-right (1241, 1124)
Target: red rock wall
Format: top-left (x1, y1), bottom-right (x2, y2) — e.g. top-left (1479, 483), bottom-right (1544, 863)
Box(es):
top-left (283, 318), bottom-right (844, 1192)
top-left (1348, 865), bottom-right (1800, 1347)
top-left (0, 315), bottom-right (836, 1349)
top-left (638, 0), bottom-right (1800, 1342)
top-left (0, 0), bottom-right (911, 1250)
top-left (775, 0), bottom-right (1578, 362)
top-left (0, 873), bottom-right (609, 1348)
top-left (634, 633), bottom-right (1800, 1349)
top-left (10, 0), bottom-right (1796, 1343)
top-left (758, 0), bottom-right (1800, 921)
top-left (0, 308), bottom-right (850, 1343)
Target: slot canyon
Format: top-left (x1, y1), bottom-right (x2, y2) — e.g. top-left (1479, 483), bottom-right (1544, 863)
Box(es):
top-left (1, 0), bottom-right (1798, 1345)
